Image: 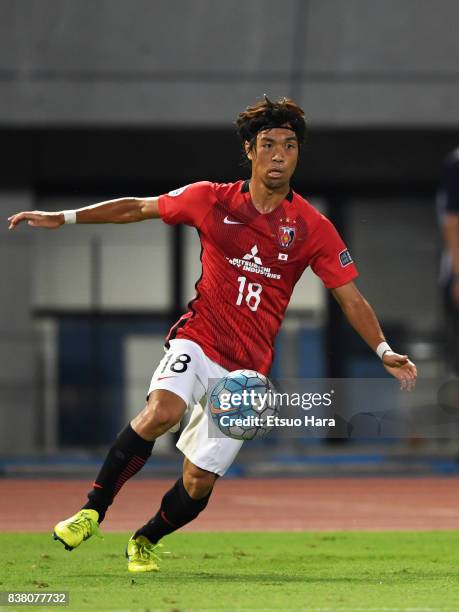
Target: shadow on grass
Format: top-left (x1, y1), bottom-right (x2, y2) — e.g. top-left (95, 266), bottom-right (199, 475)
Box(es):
top-left (67, 572), bottom-right (405, 585)
top-left (67, 567), bottom-right (459, 587)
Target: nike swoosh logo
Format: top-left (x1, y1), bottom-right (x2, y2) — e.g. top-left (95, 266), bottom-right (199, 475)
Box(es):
top-left (224, 216), bottom-right (244, 225)
top-left (209, 405), bottom-right (239, 414)
top-left (157, 375), bottom-right (177, 381)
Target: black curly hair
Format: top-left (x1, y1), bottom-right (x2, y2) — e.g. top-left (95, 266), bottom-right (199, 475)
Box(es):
top-left (236, 95), bottom-right (306, 155)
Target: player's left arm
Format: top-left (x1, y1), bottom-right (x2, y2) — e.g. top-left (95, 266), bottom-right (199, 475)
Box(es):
top-left (331, 281), bottom-right (417, 389)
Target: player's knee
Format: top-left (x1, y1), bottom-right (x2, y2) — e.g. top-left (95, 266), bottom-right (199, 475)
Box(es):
top-left (132, 390), bottom-right (186, 439)
top-left (148, 397), bottom-right (180, 428)
top-left (183, 464), bottom-right (217, 499)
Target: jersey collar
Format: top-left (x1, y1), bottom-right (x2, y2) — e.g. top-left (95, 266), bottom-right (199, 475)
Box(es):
top-left (241, 179), bottom-right (293, 203)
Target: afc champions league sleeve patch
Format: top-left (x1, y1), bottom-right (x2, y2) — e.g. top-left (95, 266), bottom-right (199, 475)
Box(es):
top-left (168, 185), bottom-right (189, 197)
top-left (339, 249), bottom-right (353, 267)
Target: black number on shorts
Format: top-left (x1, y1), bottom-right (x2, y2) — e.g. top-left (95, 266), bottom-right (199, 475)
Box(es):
top-left (170, 353), bottom-right (191, 373)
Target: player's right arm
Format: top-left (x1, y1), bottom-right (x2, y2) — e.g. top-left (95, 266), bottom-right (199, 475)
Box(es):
top-left (7, 197), bottom-right (160, 230)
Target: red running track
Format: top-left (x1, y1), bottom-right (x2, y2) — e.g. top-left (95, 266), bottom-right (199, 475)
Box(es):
top-left (1, 478), bottom-right (459, 532)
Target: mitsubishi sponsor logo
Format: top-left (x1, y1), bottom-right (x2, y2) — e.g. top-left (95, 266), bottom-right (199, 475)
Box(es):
top-left (227, 245), bottom-right (281, 280)
top-left (242, 245), bottom-right (263, 265)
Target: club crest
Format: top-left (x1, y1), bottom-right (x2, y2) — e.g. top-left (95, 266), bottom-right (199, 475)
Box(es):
top-left (278, 226), bottom-right (296, 248)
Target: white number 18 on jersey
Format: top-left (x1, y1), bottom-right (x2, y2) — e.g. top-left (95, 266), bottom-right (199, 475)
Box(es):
top-left (236, 276), bottom-right (262, 312)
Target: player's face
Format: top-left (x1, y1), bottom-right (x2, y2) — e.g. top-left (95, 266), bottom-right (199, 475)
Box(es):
top-left (247, 128), bottom-right (299, 190)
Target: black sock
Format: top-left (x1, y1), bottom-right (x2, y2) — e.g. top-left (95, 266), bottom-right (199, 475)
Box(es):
top-left (134, 477), bottom-right (212, 544)
top-left (82, 424), bottom-right (154, 522)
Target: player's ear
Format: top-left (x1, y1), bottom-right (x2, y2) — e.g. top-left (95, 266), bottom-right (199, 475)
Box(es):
top-left (244, 140), bottom-right (254, 161)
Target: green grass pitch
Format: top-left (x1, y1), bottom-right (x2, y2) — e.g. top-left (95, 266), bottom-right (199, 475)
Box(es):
top-left (1, 532), bottom-right (459, 611)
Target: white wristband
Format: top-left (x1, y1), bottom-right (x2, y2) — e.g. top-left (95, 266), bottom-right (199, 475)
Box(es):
top-left (376, 341), bottom-right (392, 360)
top-left (63, 210), bottom-right (77, 224)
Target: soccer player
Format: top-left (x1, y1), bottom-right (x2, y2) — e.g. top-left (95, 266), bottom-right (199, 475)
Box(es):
top-left (8, 96), bottom-right (417, 572)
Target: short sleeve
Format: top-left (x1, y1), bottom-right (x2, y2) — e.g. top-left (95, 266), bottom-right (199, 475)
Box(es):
top-left (310, 216), bottom-right (359, 289)
top-left (444, 159), bottom-right (459, 213)
top-left (158, 181), bottom-right (216, 228)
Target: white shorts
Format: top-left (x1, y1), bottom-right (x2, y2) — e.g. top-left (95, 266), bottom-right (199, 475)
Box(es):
top-left (147, 338), bottom-right (243, 476)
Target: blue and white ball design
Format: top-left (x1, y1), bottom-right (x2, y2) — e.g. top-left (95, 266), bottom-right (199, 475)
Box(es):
top-left (208, 369), bottom-right (279, 440)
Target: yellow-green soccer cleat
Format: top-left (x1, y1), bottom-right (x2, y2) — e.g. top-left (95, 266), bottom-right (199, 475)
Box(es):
top-left (126, 535), bottom-right (160, 573)
top-left (53, 509), bottom-right (100, 551)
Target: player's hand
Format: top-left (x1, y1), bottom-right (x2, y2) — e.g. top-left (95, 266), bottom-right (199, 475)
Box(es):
top-left (8, 211), bottom-right (64, 230)
top-left (382, 351), bottom-right (417, 391)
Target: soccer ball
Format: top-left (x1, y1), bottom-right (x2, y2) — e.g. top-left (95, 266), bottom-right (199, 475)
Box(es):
top-left (208, 369), bottom-right (279, 440)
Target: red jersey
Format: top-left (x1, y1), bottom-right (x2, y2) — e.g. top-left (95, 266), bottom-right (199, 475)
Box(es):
top-left (158, 180), bottom-right (358, 374)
